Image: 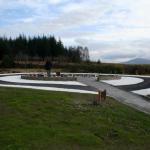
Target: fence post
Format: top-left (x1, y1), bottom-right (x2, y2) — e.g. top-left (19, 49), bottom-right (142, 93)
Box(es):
top-left (97, 91), bottom-right (101, 104)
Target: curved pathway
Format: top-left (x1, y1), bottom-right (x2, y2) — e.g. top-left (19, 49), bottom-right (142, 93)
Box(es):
top-left (117, 77), bottom-right (150, 91)
top-left (77, 77), bottom-right (150, 114)
top-left (0, 79), bottom-right (96, 91)
top-left (0, 74), bottom-right (97, 94)
top-left (101, 75), bottom-right (150, 97)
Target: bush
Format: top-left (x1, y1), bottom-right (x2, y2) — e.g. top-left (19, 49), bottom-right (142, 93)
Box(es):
top-left (1, 55), bottom-right (15, 68)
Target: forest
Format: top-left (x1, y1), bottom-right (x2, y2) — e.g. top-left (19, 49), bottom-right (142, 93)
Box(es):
top-left (0, 35), bottom-right (89, 64)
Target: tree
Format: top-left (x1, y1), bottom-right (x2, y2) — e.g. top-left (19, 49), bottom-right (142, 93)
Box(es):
top-left (97, 59), bottom-right (101, 64)
top-left (67, 46), bottom-right (82, 63)
top-left (1, 55), bottom-right (14, 68)
top-left (79, 46), bottom-right (90, 62)
top-left (0, 35), bottom-right (89, 63)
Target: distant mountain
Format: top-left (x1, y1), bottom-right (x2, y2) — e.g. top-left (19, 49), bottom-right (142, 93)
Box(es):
top-left (123, 58), bottom-right (150, 64)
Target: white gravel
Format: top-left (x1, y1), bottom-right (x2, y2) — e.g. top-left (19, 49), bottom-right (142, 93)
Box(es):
top-left (0, 84), bottom-right (97, 94)
top-left (0, 75), bottom-right (86, 86)
top-left (102, 77), bottom-right (144, 86)
top-left (132, 88), bottom-right (150, 96)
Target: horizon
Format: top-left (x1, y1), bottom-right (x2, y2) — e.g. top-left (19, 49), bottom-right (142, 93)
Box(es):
top-left (0, 0), bottom-right (150, 63)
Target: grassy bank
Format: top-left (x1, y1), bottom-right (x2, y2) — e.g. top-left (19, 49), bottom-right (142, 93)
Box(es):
top-left (1, 62), bottom-right (150, 75)
top-left (0, 87), bottom-right (150, 150)
top-left (0, 68), bottom-right (61, 74)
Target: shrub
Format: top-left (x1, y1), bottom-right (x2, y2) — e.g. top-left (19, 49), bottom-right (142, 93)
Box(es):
top-left (1, 55), bottom-right (15, 68)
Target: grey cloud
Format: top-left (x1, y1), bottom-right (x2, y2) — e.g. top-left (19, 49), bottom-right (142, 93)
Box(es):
top-left (102, 52), bottom-right (136, 59)
top-left (1, 0), bottom-right (150, 62)
top-left (73, 37), bottom-right (150, 62)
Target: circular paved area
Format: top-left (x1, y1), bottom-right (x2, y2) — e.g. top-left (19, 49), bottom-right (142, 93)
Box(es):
top-left (0, 74), bottom-right (97, 94)
top-left (117, 77), bottom-right (150, 91)
top-left (0, 73), bottom-right (149, 96)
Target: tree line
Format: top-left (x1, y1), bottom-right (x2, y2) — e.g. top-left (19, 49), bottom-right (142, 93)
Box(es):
top-left (0, 35), bottom-right (90, 64)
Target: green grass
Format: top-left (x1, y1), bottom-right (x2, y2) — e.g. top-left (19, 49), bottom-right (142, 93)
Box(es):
top-left (0, 87), bottom-right (150, 150)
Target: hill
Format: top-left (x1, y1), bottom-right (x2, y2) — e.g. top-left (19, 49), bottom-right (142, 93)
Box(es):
top-left (123, 58), bottom-right (150, 64)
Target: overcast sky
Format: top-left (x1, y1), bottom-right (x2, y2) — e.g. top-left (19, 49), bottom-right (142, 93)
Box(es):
top-left (0, 0), bottom-right (150, 62)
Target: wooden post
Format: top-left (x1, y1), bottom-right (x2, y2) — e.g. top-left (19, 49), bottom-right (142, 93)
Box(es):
top-left (103, 89), bottom-right (106, 101)
top-left (96, 91), bottom-right (101, 104)
top-left (101, 89), bottom-right (106, 102)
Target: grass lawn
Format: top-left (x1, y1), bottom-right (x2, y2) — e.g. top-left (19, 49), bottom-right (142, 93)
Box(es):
top-left (0, 87), bottom-right (150, 150)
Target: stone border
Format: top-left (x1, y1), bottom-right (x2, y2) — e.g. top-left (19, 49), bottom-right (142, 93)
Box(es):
top-left (97, 75), bottom-right (121, 81)
top-left (21, 74), bottom-right (77, 81)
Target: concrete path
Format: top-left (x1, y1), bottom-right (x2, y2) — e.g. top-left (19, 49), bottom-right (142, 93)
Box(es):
top-left (78, 77), bottom-right (150, 114)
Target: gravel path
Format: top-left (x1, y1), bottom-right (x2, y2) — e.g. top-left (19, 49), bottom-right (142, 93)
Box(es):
top-left (117, 77), bottom-right (150, 91)
top-left (77, 77), bottom-right (150, 114)
top-left (0, 79), bottom-right (96, 92)
top-left (0, 74), bottom-right (97, 92)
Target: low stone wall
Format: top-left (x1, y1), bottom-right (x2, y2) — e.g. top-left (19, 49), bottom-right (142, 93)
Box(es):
top-left (21, 74), bottom-right (77, 81)
top-left (21, 73), bottom-right (121, 82)
top-left (97, 75), bottom-right (121, 81)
